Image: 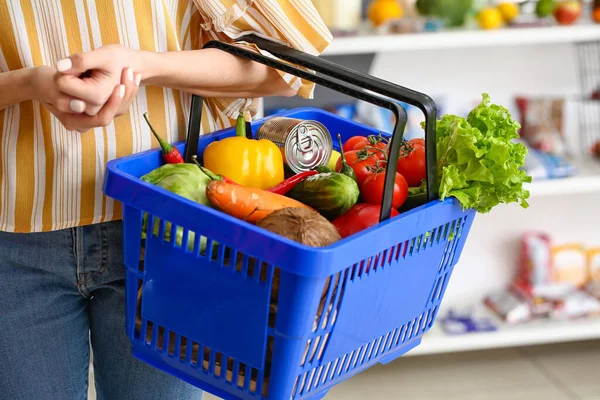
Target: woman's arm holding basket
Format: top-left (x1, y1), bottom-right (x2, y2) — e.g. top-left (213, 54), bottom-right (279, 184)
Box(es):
top-left (54, 0), bottom-right (332, 115)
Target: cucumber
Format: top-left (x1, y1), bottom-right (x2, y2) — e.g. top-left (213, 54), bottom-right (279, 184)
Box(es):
top-left (287, 172), bottom-right (360, 220)
top-left (315, 165), bottom-right (332, 173)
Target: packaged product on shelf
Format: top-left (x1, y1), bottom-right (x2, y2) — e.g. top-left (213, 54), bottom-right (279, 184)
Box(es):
top-left (515, 233), bottom-right (599, 319)
top-left (586, 248), bottom-right (600, 299)
top-left (587, 282), bottom-right (600, 299)
top-left (589, 248), bottom-right (600, 281)
top-left (515, 96), bottom-right (567, 156)
top-left (552, 244), bottom-right (589, 290)
top-left (514, 232), bottom-right (564, 316)
top-left (551, 290), bottom-right (600, 320)
top-left (515, 232), bottom-right (554, 297)
top-left (514, 284), bottom-right (554, 318)
top-left (439, 309), bottom-right (497, 335)
top-left (484, 288), bottom-right (533, 325)
top-left (521, 142), bottom-right (577, 180)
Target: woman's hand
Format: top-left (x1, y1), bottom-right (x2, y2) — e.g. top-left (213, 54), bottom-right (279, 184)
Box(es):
top-left (55, 44), bottom-right (139, 116)
top-left (32, 65), bottom-right (141, 133)
top-left (55, 43), bottom-right (296, 101)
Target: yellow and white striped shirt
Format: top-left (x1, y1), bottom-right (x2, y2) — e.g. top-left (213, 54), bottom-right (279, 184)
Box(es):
top-left (0, 0), bottom-right (331, 233)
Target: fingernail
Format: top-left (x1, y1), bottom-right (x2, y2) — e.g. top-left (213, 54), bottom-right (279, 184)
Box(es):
top-left (135, 74), bottom-right (141, 87)
top-left (69, 99), bottom-right (86, 113)
top-left (57, 58), bottom-right (72, 72)
top-left (127, 68), bottom-right (134, 82)
top-left (118, 84), bottom-right (126, 98)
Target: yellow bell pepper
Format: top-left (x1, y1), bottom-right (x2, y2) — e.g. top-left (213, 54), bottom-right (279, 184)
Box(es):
top-left (203, 114), bottom-right (284, 189)
top-left (328, 150), bottom-right (341, 171)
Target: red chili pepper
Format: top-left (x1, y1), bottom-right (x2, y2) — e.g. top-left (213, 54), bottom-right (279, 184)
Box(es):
top-left (143, 112), bottom-right (184, 164)
top-left (266, 170), bottom-right (318, 195)
top-left (194, 156), bottom-right (316, 192)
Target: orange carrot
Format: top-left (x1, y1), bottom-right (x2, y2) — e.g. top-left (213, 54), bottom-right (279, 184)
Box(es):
top-left (206, 180), bottom-right (314, 223)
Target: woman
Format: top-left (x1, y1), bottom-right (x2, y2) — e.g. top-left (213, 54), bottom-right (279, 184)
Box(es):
top-left (0, 1), bottom-right (331, 399)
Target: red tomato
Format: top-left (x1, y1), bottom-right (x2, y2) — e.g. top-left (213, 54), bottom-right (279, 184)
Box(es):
top-left (396, 144), bottom-right (426, 187)
top-left (336, 150), bottom-right (384, 185)
top-left (355, 140), bottom-right (387, 160)
top-left (343, 136), bottom-right (369, 153)
top-left (332, 204), bottom-right (400, 238)
top-left (408, 138), bottom-right (425, 147)
top-left (360, 172), bottom-right (409, 210)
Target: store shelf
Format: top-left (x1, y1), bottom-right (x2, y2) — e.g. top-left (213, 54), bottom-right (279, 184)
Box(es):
top-left (408, 313), bottom-right (600, 357)
top-left (324, 24), bottom-right (600, 56)
top-left (527, 159), bottom-right (600, 198)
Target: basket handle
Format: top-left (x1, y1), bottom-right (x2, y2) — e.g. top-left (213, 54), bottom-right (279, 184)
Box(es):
top-left (185, 34), bottom-right (438, 222)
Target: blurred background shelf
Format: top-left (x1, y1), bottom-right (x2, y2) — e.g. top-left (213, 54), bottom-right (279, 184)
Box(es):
top-left (270, 0), bottom-right (600, 360)
top-left (324, 24), bottom-right (600, 55)
top-left (408, 310), bottom-right (600, 357)
top-left (527, 159), bottom-right (600, 197)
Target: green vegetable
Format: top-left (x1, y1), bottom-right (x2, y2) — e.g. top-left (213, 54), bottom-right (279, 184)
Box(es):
top-left (141, 163), bottom-right (211, 204)
top-left (399, 180), bottom-right (427, 212)
top-left (336, 134), bottom-right (358, 183)
top-left (287, 172), bottom-right (360, 220)
top-left (536, 0), bottom-right (555, 17)
top-left (416, 0), bottom-right (473, 27)
top-left (434, 93), bottom-right (531, 213)
top-left (315, 165), bottom-right (332, 174)
top-left (140, 163), bottom-right (212, 252)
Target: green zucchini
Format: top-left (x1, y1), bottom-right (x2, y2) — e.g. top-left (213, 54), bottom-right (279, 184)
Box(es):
top-left (287, 172), bottom-right (360, 220)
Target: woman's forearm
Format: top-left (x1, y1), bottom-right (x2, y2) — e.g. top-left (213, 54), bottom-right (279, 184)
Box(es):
top-left (0, 69), bottom-right (35, 111)
top-left (137, 48), bottom-right (296, 99)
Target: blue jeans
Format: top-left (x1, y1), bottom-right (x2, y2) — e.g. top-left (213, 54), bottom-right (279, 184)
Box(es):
top-left (0, 221), bottom-right (203, 400)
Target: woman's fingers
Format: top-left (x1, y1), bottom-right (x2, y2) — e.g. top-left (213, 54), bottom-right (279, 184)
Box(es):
top-left (56, 84), bottom-right (125, 133)
top-left (49, 66), bottom-right (140, 133)
top-left (54, 73), bottom-right (113, 111)
top-left (56, 49), bottom-right (110, 75)
top-left (55, 67), bottom-right (136, 117)
top-left (81, 84), bottom-right (126, 132)
top-left (52, 95), bottom-right (87, 114)
top-left (115, 70), bottom-right (140, 117)
top-left (86, 67), bottom-right (136, 116)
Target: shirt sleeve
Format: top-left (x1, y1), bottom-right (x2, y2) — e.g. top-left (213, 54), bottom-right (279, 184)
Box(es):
top-left (191, 0), bottom-right (332, 124)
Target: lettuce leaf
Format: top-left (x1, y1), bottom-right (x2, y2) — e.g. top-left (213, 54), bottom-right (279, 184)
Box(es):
top-left (434, 93), bottom-right (532, 213)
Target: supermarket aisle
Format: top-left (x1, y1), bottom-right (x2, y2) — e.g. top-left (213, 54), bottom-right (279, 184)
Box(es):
top-left (88, 340), bottom-right (600, 399)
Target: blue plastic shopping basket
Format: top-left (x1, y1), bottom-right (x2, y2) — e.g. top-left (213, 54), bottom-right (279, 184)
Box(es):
top-left (103, 35), bottom-right (476, 400)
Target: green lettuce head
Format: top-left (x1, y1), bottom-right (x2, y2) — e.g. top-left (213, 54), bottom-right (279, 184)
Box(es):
top-left (140, 163), bottom-right (213, 252)
top-left (435, 93), bottom-right (532, 213)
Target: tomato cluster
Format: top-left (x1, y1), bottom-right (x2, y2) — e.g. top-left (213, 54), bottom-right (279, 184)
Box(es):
top-left (332, 134), bottom-right (427, 238)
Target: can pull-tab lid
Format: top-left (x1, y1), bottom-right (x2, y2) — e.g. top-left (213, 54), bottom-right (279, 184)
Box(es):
top-left (296, 125), bottom-right (313, 153)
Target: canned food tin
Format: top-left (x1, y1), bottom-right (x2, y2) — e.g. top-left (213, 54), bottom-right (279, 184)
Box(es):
top-left (256, 117), bottom-right (333, 174)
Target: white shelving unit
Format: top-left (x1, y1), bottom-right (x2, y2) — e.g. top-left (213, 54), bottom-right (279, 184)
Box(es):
top-left (528, 159), bottom-right (600, 197)
top-left (408, 311), bottom-right (600, 357)
top-left (324, 24), bottom-right (600, 55)
top-left (261, 21), bottom-right (600, 358)
top-left (358, 23), bottom-right (600, 356)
